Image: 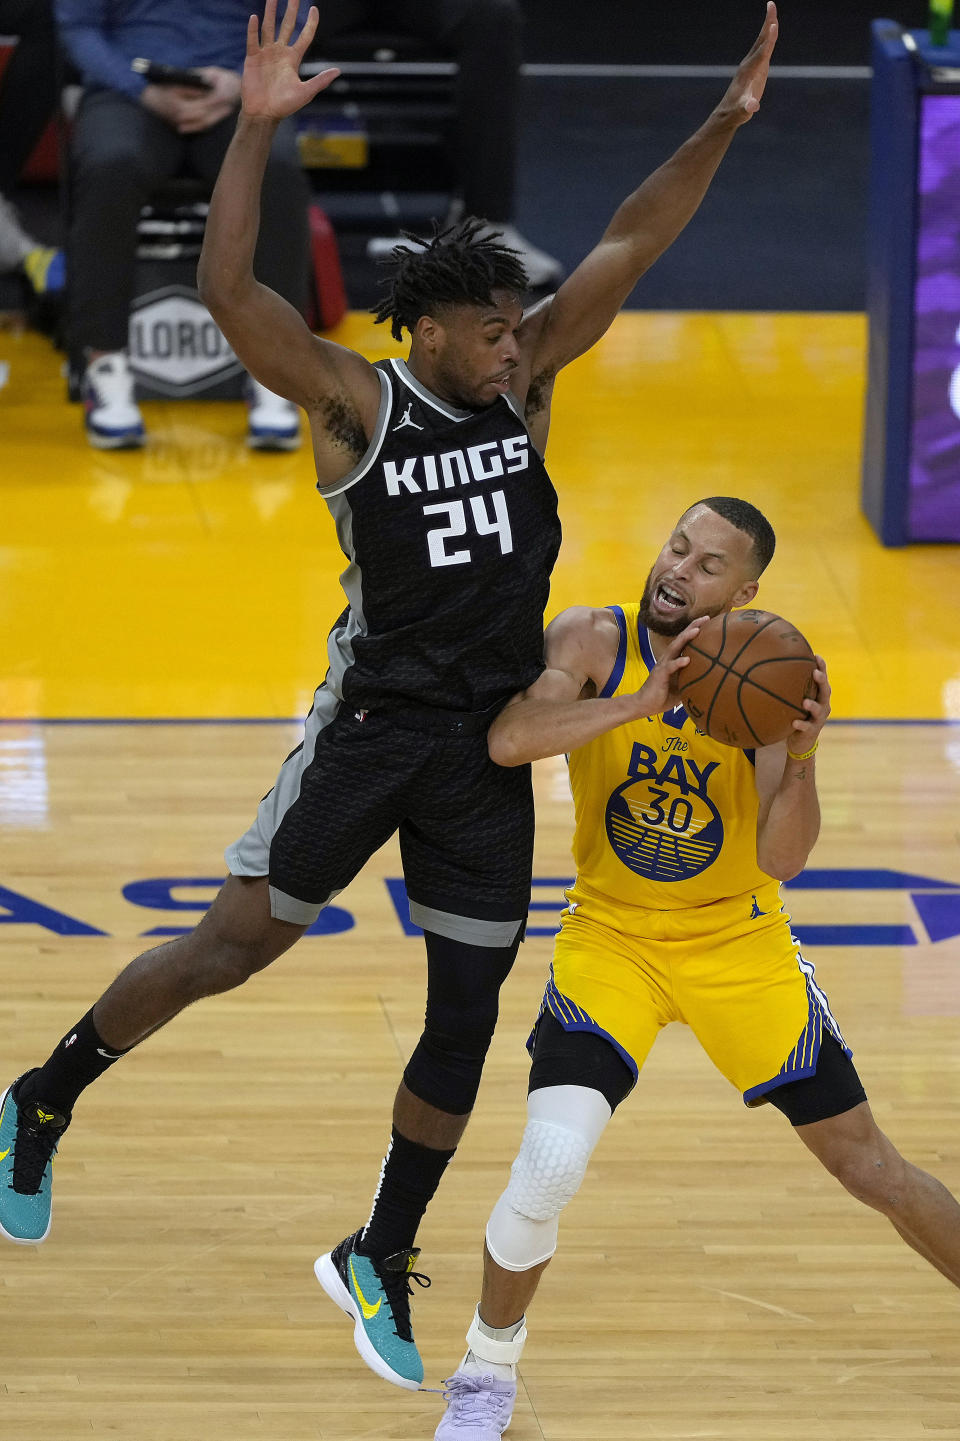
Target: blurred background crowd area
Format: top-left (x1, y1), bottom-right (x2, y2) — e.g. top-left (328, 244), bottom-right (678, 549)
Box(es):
top-left (0, 0), bottom-right (937, 335)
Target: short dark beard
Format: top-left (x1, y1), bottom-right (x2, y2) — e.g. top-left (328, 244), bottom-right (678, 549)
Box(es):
top-left (637, 568), bottom-right (691, 637)
top-left (433, 355), bottom-right (496, 411)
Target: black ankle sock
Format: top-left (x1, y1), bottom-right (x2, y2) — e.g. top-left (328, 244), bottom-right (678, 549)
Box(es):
top-left (16, 1008), bottom-right (131, 1117)
top-left (359, 1127), bottom-right (455, 1259)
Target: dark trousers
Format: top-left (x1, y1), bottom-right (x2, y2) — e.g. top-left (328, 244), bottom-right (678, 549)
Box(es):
top-left (316, 0), bottom-right (520, 222)
top-left (67, 88), bottom-right (311, 356)
top-left (0, 0), bottom-right (58, 191)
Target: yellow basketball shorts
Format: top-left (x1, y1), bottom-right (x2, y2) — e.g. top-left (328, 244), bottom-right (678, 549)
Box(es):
top-left (537, 881), bottom-right (850, 1106)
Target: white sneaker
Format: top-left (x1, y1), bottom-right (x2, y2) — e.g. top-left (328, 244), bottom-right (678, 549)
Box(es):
top-left (365, 220), bottom-right (563, 290)
top-left (493, 224), bottom-right (563, 290)
top-left (435, 1370), bottom-right (516, 1439)
top-left (82, 353), bottom-right (146, 450)
top-left (0, 193), bottom-right (37, 274)
top-left (245, 377), bottom-right (301, 451)
top-left (365, 233), bottom-right (423, 261)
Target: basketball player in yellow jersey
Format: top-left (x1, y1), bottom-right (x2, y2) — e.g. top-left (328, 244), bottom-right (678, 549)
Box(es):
top-left (433, 496), bottom-right (960, 1440)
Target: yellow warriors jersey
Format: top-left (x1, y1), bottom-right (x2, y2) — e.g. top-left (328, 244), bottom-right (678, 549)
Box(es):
top-left (543, 603), bottom-right (851, 1104)
top-left (567, 603), bottom-right (776, 921)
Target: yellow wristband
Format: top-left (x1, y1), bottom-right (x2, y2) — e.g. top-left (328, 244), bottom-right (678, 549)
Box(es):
top-left (785, 740), bottom-right (819, 762)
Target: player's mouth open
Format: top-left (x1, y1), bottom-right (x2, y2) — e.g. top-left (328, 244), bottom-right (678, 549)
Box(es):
top-left (655, 582), bottom-right (687, 611)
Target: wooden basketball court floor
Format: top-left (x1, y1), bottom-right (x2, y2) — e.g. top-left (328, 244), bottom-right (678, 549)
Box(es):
top-left (2, 311), bottom-right (960, 1439)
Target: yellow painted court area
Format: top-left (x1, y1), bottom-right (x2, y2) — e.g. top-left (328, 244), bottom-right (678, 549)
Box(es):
top-left (2, 309), bottom-right (958, 720)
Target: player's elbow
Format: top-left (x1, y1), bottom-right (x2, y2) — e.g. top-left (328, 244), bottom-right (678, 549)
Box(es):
top-left (197, 268), bottom-right (231, 316)
top-left (197, 264), bottom-right (227, 317)
top-left (487, 724), bottom-right (525, 767)
top-left (756, 845), bottom-right (807, 884)
top-left (197, 252), bottom-right (247, 316)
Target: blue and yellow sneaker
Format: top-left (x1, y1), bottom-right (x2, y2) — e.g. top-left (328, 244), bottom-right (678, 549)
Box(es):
top-left (314, 1229), bottom-right (431, 1389)
top-left (22, 245), bottom-right (65, 296)
top-left (0, 1075), bottom-right (69, 1245)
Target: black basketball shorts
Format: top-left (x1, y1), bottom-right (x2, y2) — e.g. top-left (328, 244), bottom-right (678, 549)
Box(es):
top-left (225, 687), bottom-right (534, 947)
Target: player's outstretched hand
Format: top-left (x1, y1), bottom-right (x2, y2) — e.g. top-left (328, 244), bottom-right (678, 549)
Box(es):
top-left (716, 1), bottom-right (779, 127)
top-left (629, 618), bottom-right (706, 720)
top-left (242, 0), bottom-right (340, 121)
top-left (787, 655), bottom-right (831, 755)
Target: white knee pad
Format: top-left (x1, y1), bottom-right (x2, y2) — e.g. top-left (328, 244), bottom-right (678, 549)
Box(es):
top-left (485, 1085), bottom-right (611, 1272)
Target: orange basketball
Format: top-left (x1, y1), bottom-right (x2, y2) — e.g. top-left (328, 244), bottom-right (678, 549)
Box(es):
top-left (678, 610), bottom-right (818, 748)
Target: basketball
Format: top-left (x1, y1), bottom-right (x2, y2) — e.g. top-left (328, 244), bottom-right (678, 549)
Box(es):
top-left (678, 610), bottom-right (818, 748)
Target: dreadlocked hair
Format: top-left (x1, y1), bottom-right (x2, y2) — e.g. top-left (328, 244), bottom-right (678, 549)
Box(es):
top-left (372, 217), bottom-right (529, 341)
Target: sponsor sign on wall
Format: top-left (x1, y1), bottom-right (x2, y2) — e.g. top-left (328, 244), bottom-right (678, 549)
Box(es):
top-left (128, 285), bottom-right (243, 398)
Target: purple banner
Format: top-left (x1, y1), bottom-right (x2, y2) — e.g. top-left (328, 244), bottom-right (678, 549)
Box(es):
top-left (909, 95), bottom-right (960, 541)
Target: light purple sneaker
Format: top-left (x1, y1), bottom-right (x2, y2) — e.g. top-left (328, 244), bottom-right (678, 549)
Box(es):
top-left (435, 1370), bottom-right (516, 1439)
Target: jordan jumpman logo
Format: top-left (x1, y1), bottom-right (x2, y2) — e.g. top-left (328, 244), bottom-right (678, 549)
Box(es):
top-left (392, 402), bottom-right (424, 432)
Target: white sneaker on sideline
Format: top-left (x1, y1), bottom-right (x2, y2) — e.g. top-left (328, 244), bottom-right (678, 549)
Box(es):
top-left (245, 377), bottom-right (301, 451)
top-left (82, 353), bottom-right (146, 450)
top-left (492, 224), bottom-right (564, 289)
top-left (365, 219), bottom-right (563, 290)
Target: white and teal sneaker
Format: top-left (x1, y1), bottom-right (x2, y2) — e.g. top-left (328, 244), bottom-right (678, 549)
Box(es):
top-left (0, 1076), bottom-right (69, 1245)
top-left (315, 1229), bottom-right (431, 1389)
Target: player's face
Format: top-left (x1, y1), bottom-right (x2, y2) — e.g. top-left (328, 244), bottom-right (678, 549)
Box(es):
top-left (639, 505), bottom-right (761, 636)
top-left (427, 292), bottom-right (524, 408)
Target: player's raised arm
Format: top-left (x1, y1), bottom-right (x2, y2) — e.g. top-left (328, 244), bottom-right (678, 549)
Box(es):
top-left (197, 1), bottom-right (377, 416)
top-left (488, 610), bottom-right (702, 766)
top-left (527, 3), bottom-right (778, 381)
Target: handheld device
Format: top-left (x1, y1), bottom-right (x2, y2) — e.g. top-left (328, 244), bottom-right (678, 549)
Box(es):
top-left (131, 58), bottom-right (214, 90)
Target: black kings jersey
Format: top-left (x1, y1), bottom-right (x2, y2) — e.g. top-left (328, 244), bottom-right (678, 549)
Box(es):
top-left (317, 357), bottom-right (562, 712)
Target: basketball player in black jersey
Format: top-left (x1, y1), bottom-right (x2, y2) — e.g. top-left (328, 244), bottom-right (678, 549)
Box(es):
top-left (0, 0), bottom-right (779, 1394)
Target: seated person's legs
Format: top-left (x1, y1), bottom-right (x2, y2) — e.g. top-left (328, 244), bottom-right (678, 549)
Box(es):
top-left (424, 0), bottom-right (562, 285)
top-left (69, 90), bottom-right (183, 447)
top-left (362, 0), bottom-right (563, 286)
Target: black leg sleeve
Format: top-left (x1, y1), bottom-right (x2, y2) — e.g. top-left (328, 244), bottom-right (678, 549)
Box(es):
top-left (402, 927), bottom-right (522, 1114)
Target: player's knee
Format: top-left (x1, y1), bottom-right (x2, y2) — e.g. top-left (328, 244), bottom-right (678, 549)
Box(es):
top-left (403, 1023), bottom-right (494, 1114)
top-left (78, 150), bottom-right (153, 197)
top-left (504, 1117), bottom-right (592, 1220)
top-left (177, 914), bottom-right (284, 999)
top-left (824, 1138), bottom-right (907, 1214)
top-left (484, 1117), bottom-right (592, 1271)
top-left (173, 940), bottom-right (264, 1000)
top-left (486, 1186), bottom-right (558, 1271)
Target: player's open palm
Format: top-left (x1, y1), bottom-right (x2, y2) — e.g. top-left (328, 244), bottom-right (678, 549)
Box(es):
top-left (629, 618), bottom-right (706, 720)
top-left (242, 0), bottom-right (339, 121)
top-left (718, 1), bottom-right (778, 125)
